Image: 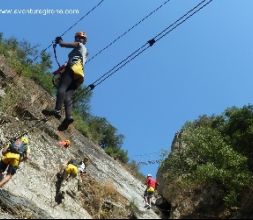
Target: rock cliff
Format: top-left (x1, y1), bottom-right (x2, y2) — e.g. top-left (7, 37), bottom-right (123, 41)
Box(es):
top-left (0, 55), bottom-right (160, 219)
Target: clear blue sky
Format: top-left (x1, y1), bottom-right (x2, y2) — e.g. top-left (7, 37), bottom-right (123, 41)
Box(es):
top-left (1, 0), bottom-right (253, 176)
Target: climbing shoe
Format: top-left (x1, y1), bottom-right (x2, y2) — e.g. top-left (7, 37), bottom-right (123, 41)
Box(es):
top-left (42, 109), bottom-right (61, 120)
top-left (58, 118), bottom-right (74, 131)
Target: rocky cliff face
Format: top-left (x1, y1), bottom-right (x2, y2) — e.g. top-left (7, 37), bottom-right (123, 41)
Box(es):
top-left (0, 55), bottom-right (160, 219)
top-left (157, 132), bottom-right (253, 219)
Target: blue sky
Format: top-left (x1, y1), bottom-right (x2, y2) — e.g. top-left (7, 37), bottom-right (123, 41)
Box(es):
top-left (1, 0), bottom-right (253, 176)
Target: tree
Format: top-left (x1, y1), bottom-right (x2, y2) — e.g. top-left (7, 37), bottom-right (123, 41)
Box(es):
top-left (105, 146), bottom-right (129, 163)
top-left (39, 51), bottom-right (52, 72)
top-left (164, 112), bottom-right (252, 206)
top-left (73, 86), bottom-right (92, 118)
top-left (0, 32), bottom-right (3, 43)
top-left (18, 40), bottom-right (39, 65)
top-left (222, 105), bottom-right (253, 171)
top-left (88, 117), bottom-right (124, 150)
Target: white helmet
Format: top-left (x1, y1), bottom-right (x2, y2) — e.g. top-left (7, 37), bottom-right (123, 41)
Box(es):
top-left (147, 174), bottom-right (152, 177)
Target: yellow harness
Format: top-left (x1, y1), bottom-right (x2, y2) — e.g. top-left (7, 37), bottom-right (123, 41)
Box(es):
top-left (147, 187), bottom-right (155, 193)
top-left (2, 152), bottom-right (21, 167)
top-left (70, 59), bottom-right (84, 80)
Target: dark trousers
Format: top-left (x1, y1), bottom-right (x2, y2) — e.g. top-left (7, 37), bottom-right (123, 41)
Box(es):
top-left (55, 68), bottom-right (79, 119)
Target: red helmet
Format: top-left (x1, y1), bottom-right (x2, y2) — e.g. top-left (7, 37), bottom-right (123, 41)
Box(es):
top-left (65, 140), bottom-right (70, 145)
top-left (75, 32), bottom-right (87, 39)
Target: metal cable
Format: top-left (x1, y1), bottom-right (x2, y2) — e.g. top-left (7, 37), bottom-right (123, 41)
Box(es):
top-left (86, 0), bottom-right (214, 93)
top-left (86, 0), bottom-right (172, 64)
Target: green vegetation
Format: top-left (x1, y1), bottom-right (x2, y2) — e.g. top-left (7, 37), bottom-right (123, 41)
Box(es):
top-left (161, 105), bottom-right (253, 207)
top-left (0, 34), bottom-right (55, 94)
top-left (125, 160), bottom-right (145, 182)
top-left (0, 33), bottom-right (138, 168)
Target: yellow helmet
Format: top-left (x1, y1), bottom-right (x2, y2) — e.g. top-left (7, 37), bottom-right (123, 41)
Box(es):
top-left (21, 135), bottom-right (29, 144)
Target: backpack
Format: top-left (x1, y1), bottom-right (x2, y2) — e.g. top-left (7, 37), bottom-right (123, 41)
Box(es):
top-left (68, 159), bottom-right (79, 167)
top-left (8, 141), bottom-right (27, 156)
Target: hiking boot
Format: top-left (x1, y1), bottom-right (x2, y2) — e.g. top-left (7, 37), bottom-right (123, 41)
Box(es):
top-left (42, 109), bottom-right (61, 120)
top-left (144, 204), bottom-right (149, 208)
top-left (56, 172), bottom-right (63, 180)
top-left (58, 118), bottom-right (74, 131)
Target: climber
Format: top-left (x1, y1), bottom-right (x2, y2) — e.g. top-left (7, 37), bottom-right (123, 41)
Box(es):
top-left (55, 156), bottom-right (90, 204)
top-left (144, 174), bottom-right (159, 209)
top-left (59, 156), bottom-right (89, 181)
top-left (0, 134), bottom-right (30, 188)
top-left (42, 31), bottom-right (88, 131)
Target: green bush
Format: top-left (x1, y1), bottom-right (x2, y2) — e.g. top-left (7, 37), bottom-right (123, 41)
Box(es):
top-left (163, 107), bottom-right (253, 207)
top-left (105, 146), bottom-right (129, 164)
top-left (72, 111), bottom-right (90, 138)
top-left (0, 86), bottom-right (22, 113)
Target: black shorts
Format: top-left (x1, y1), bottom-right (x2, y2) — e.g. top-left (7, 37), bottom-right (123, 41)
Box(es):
top-left (0, 161), bottom-right (17, 175)
top-left (144, 190), bottom-right (154, 198)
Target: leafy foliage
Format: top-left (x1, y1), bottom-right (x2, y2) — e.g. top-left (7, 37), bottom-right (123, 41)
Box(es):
top-left (87, 117), bottom-right (123, 149)
top-left (105, 146), bottom-right (129, 164)
top-left (72, 86), bottom-right (92, 117)
top-left (0, 33), bottom-right (55, 94)
top-left (163, 105), bottom-right (253, 207)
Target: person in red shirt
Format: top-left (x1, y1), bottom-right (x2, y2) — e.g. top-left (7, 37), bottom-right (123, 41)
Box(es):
top-left (144, 174), bottom-right (158, 209)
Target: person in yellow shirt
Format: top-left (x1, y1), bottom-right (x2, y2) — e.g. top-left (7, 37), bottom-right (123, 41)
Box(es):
top-left (55, 156), bottom-right (90, 204)
top-left (0, 134), bottom-right (30, 188)
top-left (60, 157), bottom-right (89, 180)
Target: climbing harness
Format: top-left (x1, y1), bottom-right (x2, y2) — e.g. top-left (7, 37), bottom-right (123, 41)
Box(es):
top-left (52, 42), bottom-right (84, 88)
top-left (70, 58), bottom-right (84, 79)
top-left (52, 64), bottom-right (66, 88)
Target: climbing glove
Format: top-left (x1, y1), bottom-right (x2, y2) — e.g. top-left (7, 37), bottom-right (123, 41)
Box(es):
top-left (55, 36), bottom-right (63, 44)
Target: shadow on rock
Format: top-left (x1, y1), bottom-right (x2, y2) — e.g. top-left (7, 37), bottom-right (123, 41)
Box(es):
top-left (0, 189), bottom-right (52, 219)
top-left (55, 172), bottom-right (65, 205)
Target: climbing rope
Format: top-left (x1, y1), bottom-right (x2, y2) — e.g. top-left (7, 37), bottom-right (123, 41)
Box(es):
top-left (53, 44), bottom-right (61, 68)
